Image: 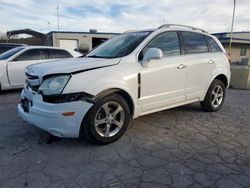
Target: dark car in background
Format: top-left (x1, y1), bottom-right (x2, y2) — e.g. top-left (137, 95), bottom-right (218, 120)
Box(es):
top-left (0, 43), bottom-right (26, 54)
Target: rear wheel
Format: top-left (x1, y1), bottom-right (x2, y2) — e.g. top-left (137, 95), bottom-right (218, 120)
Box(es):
top-left (81, 94), bottom-right (130, 144)
top-left (201, 79), bottom-right (226, 112)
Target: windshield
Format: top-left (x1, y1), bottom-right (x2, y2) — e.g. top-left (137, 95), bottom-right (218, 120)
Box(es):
top-left (0, 47), bottom-right (24, 60)
top-left (87, 31), bottom-right (150, 59)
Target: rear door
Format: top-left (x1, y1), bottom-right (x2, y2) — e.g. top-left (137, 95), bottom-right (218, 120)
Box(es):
top-left (181, 31), bottom-right (216, 100)
top-left (7, 49), bottom-right (48, 87)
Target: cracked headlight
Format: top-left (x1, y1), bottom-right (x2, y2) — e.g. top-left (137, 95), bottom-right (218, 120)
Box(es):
top-left (38, 75), bottom-right (70, 95)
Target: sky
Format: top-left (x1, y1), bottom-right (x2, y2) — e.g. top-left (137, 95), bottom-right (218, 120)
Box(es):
top-left (0, 0), bottom-right (249, 34)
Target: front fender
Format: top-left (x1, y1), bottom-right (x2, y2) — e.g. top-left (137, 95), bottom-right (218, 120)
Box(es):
top-left (63, 74), bottom-right (138, 106)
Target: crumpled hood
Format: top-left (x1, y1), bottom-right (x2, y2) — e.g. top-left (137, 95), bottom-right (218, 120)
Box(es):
top-left (26, 57), bottom-right (120, 77)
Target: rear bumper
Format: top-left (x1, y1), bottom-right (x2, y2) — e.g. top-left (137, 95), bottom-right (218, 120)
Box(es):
top-left (18, 89), bottom-right (93, 138)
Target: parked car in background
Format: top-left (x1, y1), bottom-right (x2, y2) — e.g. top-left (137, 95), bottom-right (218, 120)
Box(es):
top-left (18, 24), bottom-right (230, 144)
top-left (0, 43), bottom-right (26, 54)
top-left (0, 46), bottom-right (81, 90)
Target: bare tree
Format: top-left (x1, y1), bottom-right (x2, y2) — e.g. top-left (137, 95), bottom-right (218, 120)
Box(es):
top-left (0, 32), bottom-right (7, 40)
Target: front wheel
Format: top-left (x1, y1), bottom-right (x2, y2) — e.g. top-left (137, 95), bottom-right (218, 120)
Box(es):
top-left (81, 94), bottom-right (131, 145)
top-left (201, 79), bottom-right (226, 112)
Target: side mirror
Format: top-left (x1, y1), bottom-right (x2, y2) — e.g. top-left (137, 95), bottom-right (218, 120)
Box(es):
top-left (142, 48), bottom-right (163, 67)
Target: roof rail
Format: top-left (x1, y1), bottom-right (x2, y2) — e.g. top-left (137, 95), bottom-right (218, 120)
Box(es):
top-left (158, 24), bottom-right (208, 33)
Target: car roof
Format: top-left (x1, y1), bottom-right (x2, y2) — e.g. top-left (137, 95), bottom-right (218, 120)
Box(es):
top-left (20, 46), bottom-right (69, 50)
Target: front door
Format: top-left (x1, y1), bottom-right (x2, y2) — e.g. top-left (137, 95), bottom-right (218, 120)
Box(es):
top-left (8, 49), bottom-right (48, 87)
top-left (139, 31), bottom-right (187, 112)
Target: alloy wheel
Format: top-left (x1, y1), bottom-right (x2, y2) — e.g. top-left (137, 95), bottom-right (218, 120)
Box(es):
top-left (94, 101), bottom-right (125, 137)
top-left (211, 85), bottom-right (224, 108)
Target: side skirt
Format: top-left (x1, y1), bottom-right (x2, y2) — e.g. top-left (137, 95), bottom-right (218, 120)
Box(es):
top-left (137, 98), bottom-right (200, 117)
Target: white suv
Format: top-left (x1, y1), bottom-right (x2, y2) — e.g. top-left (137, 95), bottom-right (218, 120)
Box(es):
top-left (18, 24), bottom-right (230, 144)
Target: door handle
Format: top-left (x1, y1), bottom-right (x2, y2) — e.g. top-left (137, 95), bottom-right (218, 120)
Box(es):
top-left (208, 60), bottom-right (215, 64)
top-left (177, 64), bottom-right (186, 69)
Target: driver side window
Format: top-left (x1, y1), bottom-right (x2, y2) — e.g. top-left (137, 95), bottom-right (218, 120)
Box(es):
top-left (139, 32), bottom-right (180, 60)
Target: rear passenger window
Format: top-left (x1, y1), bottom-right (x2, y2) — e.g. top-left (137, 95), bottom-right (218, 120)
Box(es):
top-left (14, 49), bottom-right (47, 61)
top-left (48, 49), bottom-right (72, 59)
top-left (205, 36), bottom-right (222, 52)
top-left (144, 32), bottom-right (180, 57)
top-left (182, 32), bottom-right (208, 54)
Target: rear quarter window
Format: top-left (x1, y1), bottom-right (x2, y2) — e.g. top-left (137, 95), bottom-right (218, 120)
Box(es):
top-left (205, 36), bottom-right (222, 52)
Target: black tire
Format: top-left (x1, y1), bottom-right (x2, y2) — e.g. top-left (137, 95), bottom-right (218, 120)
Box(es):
top-left (80, 93), bottom-right (131, 145)
top-left (201, 79), bottom-right (226, 112)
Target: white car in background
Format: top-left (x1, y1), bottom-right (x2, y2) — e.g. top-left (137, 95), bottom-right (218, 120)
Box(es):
top-left (0, 46), bottom-right (81, 90)
top-left (18, 24), bottom-right (230, 144)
